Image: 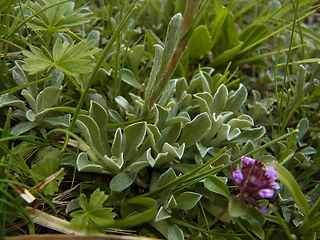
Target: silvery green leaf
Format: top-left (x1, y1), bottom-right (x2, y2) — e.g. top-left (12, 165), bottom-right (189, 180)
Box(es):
top-left (77, 115), bottom-right (105, 157)
top-left (129, 93), bottom-right (145, 110)
top-left (10, 122), bottom-right (38, 135)
top-left (225, 83), bottom-right (247, 112)
top-left (129, 161), bottom-right (150, 172)
top-left (178, 112), bottom-right (211, 148)
top-left (21, 89), bottom-right (36, 112)
top-left (120, 68), bottom-right (142, 89)
top-left (194, 93), bottom-right (211, 114)
top-left (229, 126), bottom-right (266, 143)
top-left (87, 30), bottom-right (100, 47)
top-left (26, 109), bottom-right (37, 122)
top-left (155, 206), bottom-right (171, 222)
top-left (165, 112), bottom-right (190, 126)
top-left (167, 195), bottom-right (177, 209)
top-left (162, 143), bottom-right (185, 159)
top-left (158, 13), bottom-right (183, 79)
top-left (147, 125), bottom-right (161, 152)
top-left (208, 123), bottom-right (230, 146)
top-left (87, 92), bottom-right (108, 110)
top-left (168, 224), bottom-right (184, 240)
top-left (239, 140), bottom-right (255, 157)
top-left (204, 175), bottom-right (231, 199)
top-left (0, 93), bottom-right (26, 110)
top-left (155, 105), bottom-right (169, 129)
top-left (115, 95), bottom-right (131, 112)
top-left (175, 78), bottom-right (188, 100)
top-left (203, 113), bottom-right (224, 142)
top-left (123, 122), bottom-right (146, 162)
top-left (111, 128), bottom-right (123, 157)
top-left (176, 192), bottom-right (202, 210)
top-left (158, 168), bottom-right (177, 187)
top-left (228, 115), bottom-right (254, 130)
top-left (110, 171), bottom-right (137, 192)
top-left (300, 147), bottom-right (317, 155)
top-left (154, 152), bottom-right (171, 169)
top-left (103, 154), bottom-right (124, 172)
top-left (161, 122), bottom-right (182, 147)
top-left (108, 109), bottom-right (124, 123)
top-left (157, 79), bottom-right (177, 107)
top-left (298, 118), bottom-right (309, 140)
top-left (40, 114), bottom-right (70, 128)
top-left (145, 44), bottom-right (164, 101)
top-left (89, 101), bottom-right (109, 154)
top-left (77, 152), bottom-right (105, 173)
top-left (145, 148), bottom-right (156, 167)
top-left (36, 86), bottom-right (60, 112)
top-left (12, 60), bottom-right (28, 85)
top-left (127, 44), bottom-right (144, 73)
top-left (46, 69), bottom-right (64, 87)
top-left (227, 128), bottom-right (241, 140)
top-left (210, 84), bottom-right (228, 114)
top-left (196, 143), bottom-right (213, 158)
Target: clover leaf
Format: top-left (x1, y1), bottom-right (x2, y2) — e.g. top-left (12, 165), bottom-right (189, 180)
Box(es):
top-left (30, 158), bottom-right (64, 195)
top-left (70, 188), bottom-right (116, 232)
top-left (23, 39), bottom-right (99, 76)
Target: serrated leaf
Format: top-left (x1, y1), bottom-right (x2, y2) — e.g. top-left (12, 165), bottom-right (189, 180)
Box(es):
top-left (89, 188), bottom-right (108, 209)
top-left (30, 157), bottom-right (64, 195)
top-left (176, 192), bottom-right (202, 210)
top-left (23, 39), bottom-right (99, 76)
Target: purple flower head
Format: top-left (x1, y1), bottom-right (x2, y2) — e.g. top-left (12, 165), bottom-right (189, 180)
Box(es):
top-left (232, 156), bottom-right (280, 212)
top-left (241, 156), bottom-right (256, 165)
top-left (258, 189), bottom-right (274, 198)
top-left (266, 166), bottom-right (277, 180)
top-left (232, 170), bottom-right (244, 185)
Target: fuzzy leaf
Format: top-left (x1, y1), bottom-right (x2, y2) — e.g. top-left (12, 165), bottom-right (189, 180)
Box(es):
top-left (225, 84), bottom-right (247, 112)
top-left (110, 171), bottom-right (137, 192)
top-left (123, 122), bottom-right (146, 161)
top-left (36, 86), bottom-right (60, 112)
top-left (176, 192), bottom-right (202, 210)
top-left (178, 112), bottom-right (211, 148)
top-left (204, 175), bottom-right (230, 199)
top-left (120, 68), bottom-right (142, 89)
top-left (76, 152), bottom-right (105, 173)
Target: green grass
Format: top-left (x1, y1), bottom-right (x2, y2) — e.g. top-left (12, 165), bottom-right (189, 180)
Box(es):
top-left (0, 0), bottom-right (320, 239)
